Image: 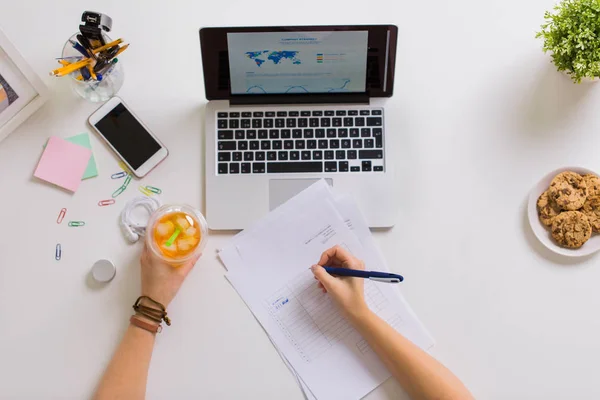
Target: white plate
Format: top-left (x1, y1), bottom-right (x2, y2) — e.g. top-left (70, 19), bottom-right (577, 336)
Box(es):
top-left (528, 166), bottom-right (600, 257)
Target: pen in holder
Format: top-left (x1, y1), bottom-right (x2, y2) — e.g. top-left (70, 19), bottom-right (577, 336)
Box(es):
top-left (61, 33), bottom-right (124, 102)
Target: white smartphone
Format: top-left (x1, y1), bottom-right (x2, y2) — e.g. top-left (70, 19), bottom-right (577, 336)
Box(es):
top-left (88, 97), bottom-right (168, 178)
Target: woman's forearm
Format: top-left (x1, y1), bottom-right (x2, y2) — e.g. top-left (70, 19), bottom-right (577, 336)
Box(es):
top-left (94, 323), bottom-right (156, 400)
top-left (351, 310), bottom-right (474, 400)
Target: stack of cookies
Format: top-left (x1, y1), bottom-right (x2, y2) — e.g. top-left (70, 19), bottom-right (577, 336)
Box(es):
top-left (537, 171), bottom-right (600, 248)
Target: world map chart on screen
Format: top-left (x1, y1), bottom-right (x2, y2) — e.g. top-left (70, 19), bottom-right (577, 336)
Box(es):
top-left (228, 31), bottom-right (368, 94)
top-left (245, 50), bottom-right (302, 67)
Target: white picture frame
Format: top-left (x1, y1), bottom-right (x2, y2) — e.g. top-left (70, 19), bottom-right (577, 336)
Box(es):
top-left (0, 27), bottom-right (48, 142)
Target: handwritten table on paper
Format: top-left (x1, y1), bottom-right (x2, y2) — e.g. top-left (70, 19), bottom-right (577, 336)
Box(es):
top-left (267, 271), bottom-right (389, 363)
top-left (223, 180), bottom-right (434, 400)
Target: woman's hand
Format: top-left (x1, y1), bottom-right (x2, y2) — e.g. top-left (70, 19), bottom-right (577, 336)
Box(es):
top-left (311, 245), bottom-right (369, 321)
top-left (140, 244), bottom-right (200, 308)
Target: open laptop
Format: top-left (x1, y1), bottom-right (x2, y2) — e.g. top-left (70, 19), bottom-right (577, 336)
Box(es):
top-left (200, 25), bottom-right (398, 230)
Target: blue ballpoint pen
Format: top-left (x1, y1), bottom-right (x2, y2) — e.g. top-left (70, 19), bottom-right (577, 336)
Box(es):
top-left (324, 267), bottom-right (404, 283)
top-left (69, 39), bottom-right (91, 58)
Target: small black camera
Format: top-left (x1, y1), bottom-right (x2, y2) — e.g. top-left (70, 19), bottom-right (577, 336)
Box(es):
top-left (81, 11), bottom-right (112, 32)
top-left (79, 11), bottom-right (113, 46)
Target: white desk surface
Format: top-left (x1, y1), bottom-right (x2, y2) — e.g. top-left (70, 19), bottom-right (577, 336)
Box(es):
top-left (2, 0), bottom-right (600, 398)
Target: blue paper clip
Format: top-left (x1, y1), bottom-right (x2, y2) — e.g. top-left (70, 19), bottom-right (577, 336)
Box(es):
top-left (111, 171), bottom-right (127, 179)
top-left (55, 244), bottom-right (62, 260)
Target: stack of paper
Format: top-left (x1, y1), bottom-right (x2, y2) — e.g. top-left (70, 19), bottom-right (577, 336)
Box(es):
top-left (219, 180), bottom-right (434, 400)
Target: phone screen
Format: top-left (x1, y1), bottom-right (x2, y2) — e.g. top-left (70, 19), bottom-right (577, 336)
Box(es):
top-left (94, 103), bottom-right (162, 169)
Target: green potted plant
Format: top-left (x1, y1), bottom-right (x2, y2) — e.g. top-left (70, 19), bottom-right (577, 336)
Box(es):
top-left (537, 0), bottom-right (600, 83)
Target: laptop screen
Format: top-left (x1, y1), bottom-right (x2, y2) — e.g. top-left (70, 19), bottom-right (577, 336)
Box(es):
top-left (226, 31), bottom-right (368, 95)
top-left (200, 25), bottom-right (398, 101)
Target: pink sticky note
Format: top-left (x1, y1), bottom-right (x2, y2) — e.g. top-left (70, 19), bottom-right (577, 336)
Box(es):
top-left (34, 136), bottom-right (92, 192)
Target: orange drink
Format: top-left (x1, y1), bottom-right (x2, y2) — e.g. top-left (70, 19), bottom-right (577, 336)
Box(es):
top-left (146, 205), bottom-right (208, 266)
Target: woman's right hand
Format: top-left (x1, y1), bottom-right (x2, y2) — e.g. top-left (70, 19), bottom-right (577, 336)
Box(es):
top-left (311, 245), bottom-right (370, 321)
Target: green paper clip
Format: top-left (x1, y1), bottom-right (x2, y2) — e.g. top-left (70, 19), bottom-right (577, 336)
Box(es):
top-left (112, 185), bottom-right (126, 198)
top-left (165, 228), bottom-right (181, 247)
top-left (68, 221), bottom-right (85, 227)
top-left (123, 174), bottom-right (132, 188)
top-left (145, 185), bottom-right (162, 194)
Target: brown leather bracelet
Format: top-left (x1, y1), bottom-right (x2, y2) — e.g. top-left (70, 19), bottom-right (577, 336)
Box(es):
top-left (130, 315), bottom-right (162, 334)
top-left (133, 296), bottom-right (171, 326)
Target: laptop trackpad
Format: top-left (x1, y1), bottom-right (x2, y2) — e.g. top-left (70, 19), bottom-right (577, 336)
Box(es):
top-left (269, 179), bottom-right (333, 210)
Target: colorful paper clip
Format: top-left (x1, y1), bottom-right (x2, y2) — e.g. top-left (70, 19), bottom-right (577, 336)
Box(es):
top-left (118, 161), bottom-right (130, 171)
top-left (112, 186), bottom-right (126, 198)
top-left (111, 171), bottom-right (127, 179)
top-left (68, 221), bottom-right (85, 227)
top-left (145, 185), bottom-right (162, 194)
top-left (57, 208), bottom-right (67, 224)
top-left (139, 186), bottom-right (153, 196)
top-left (123, 174), bottom-right (132, 188)
top-left (55, 244), bottom-right (62, 260)
top-left (98, 199), bottom-right (116, 206)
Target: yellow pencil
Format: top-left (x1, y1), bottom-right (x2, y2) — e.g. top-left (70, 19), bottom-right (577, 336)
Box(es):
top-left (113, 44), bottom-right (129, 57)
top-left (49, 58), bottom-right (92, 77)
top-left (92, 38), bottom-right (123, 54)
top-left (58, 60), bottom-right (71, 66)
top-left (87, 64), bottom-right (97, 80)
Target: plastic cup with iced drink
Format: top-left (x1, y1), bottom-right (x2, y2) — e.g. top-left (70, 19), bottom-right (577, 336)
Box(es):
top-left (146, 204), bottom-right (208, 266)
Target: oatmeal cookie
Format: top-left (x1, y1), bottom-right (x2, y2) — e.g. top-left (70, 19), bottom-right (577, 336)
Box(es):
top-left (548, 172), bottom-right (587, 211)
top-left (551, 211), bottom-right (592, 248)
top-left (583, 174), bottom-right (600, 197)
top-left (582, 195), bottom-right (600, 233)
top-left (537, 190), bottom-right (561, 227)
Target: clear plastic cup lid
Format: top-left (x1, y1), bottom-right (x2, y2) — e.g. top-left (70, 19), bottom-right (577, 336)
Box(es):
top-left (146, 204), bottom-right (208, 265)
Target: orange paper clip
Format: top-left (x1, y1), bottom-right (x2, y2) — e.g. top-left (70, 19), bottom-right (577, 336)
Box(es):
top-left (98, 199), bottom-right (116, 206)
top-left (57, 208), bottom-right (67, 224)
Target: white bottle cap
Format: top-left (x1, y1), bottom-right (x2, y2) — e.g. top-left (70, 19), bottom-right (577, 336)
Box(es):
top-left (92, 259), bottom-right (116, 283)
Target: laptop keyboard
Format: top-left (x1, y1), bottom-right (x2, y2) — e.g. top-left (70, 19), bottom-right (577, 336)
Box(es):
top-left (216, 109), bottom-right (385, 174)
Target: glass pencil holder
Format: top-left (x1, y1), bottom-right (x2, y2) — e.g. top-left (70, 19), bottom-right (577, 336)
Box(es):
top-left (61, 33), bottom-right (124, 102)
